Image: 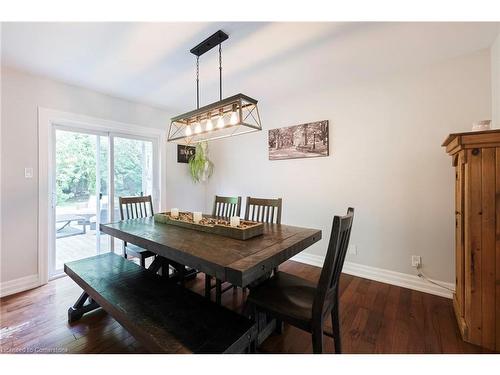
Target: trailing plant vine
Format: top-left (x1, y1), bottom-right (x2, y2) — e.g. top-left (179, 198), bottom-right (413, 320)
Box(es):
top-left (188, 141), bottom-right (214, 183)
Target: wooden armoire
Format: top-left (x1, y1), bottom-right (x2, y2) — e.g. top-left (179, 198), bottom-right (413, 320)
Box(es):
top-left (443, 129), bottom-right (500, 351)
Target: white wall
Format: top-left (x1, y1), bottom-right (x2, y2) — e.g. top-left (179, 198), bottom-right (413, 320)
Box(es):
top-left (492, 33), bottom-right (500, 128)
top-left (206, 49), bottom-right (492, 284)
top-left (0, 66), bottom-right (205, 286)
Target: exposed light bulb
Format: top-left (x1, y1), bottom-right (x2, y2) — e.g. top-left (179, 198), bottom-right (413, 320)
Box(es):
top-left (185, 125), bottom-right (192, 136)
top-left (217, 115), bottom-right (225, 128)
top-left (194, 122), bottom-right (202, 134)
top-left (230, 110), bottom-right (238, 125)
top-left (206, 118), bottom-right (214, 131)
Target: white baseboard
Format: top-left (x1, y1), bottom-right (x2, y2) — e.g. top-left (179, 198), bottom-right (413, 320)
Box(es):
top-left (292, 253), bottom-right (454, 299)
top-left (292, 252), bottom-right (325, 268)
top-left (0, 274), bottom-right (40, 298)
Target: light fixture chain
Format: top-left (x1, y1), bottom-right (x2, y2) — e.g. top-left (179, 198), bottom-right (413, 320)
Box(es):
top-left (196, 56), bottom-right (200, 109)
top-left (219, 43), bottom-right (222, 101)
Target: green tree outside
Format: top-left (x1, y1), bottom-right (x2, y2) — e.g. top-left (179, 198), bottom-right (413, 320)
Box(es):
top-left (56, 131), bottom-right (149, 205)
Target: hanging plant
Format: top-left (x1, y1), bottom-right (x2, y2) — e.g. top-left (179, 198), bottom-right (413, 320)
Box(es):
top-left (188, 141), bottom-right (214, 183)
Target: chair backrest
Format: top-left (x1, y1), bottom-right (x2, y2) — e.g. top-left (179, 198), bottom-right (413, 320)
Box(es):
top-left (119, 195), bottom-right (154, 220)
top-left (212, 195), bottom-right (242, 218)
top-left (312, 208), bottom-right (354, 320)
top-left (244, 197), bottom-right (282, 224)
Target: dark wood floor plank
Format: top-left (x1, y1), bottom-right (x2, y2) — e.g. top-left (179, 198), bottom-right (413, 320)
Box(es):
top-left (357, 282), bottom-right (389, 352)
top-left (389, 288), bottom-right (412, 353)
top-left (346, 307), bottom-right (371, 353)
top-left (373, 285), bottom-right (400, 353)
top-left (421, 292), bottom-right (444, 353)
top-left (0, 260), bottom-right (489, 354)
top-left (407, 290), bottom-right (426, 354)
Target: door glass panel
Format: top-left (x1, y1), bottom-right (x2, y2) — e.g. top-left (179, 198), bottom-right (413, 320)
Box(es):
top-left (54, 130), bottom-right (109, 273)
top-left (113, 137), bottom-right (154, 254)
top-left (97, 136), bottom-right (111, 254)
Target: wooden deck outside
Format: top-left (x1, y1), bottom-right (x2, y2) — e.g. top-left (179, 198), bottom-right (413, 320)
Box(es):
top-left (56, 226), bottom-right (120, 270)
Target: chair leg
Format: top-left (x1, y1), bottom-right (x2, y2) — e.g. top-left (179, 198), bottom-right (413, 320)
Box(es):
top-left (241, 301), bottom-right (254, 319)
top-left (311, 324), bottom-right (324, 354)
top-left (205, 274), bottom-right (212, 299)
top-left (162, 260), bottom-right (170, 279)
top-left (249, 339), bottom-right (257, 353)
top-left (331, 306), bottom-right (342, 354)
top-left (178, 266), bottom-right (186, 287)
top-left (124, 251), bottom-right (128, 259)
top-left (215, 279), bottom-right (222, 305)
top-left (274, 318), bottom-right (283, 334)
top-left (140, 255), bottom-right (146, 268)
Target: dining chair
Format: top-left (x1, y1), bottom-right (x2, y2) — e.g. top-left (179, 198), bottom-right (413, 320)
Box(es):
top-left (208, 196), bottom-right (284, 305)
top-left (205, 195), bottom-right (242, 303)
top-left (246, 207), bottom-right (354, 354)
top-left (212, 195), bottom-right (242, 217)
top-left (245, 196), bottom-right (282, 275)
top-left (118, 196), bottom-right (158, 268)
top-left (244, 197), bottom-right (282, 224)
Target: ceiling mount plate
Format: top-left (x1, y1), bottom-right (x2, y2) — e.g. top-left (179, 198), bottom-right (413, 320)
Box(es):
top-left (190, 30), bottom-right (229, 56)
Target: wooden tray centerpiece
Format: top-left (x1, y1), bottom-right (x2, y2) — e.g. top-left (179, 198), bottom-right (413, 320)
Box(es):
top-left (154, 211), bottom-right (264, 240)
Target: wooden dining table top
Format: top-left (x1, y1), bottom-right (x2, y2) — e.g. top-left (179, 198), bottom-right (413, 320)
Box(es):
top-left (100, 217), bottom-right (322, 287)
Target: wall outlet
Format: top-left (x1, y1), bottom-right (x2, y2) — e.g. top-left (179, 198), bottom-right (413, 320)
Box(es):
top-left (348, 244), bottom-right (357, 255)
top-left (411, 255), bottom-right (421, 268)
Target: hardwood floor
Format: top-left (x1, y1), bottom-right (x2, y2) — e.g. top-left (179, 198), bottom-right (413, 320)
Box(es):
top-left (0, 260), bottom-right (490, 354)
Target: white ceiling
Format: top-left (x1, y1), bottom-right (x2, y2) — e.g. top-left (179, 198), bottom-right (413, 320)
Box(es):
top-left (2, 22), bottom-right (499, 112)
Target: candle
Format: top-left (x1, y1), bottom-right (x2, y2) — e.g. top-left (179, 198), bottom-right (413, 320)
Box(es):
top-left (193, 212), bottom-right (202, 224)
top-left (230, 216), bottom-right (240, 227)
top-left (170, 208), bottom-right (179, 218)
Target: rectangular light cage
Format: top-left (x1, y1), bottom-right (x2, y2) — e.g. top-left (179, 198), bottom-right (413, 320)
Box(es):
top-left (168, 93), bottom-right (262, 144)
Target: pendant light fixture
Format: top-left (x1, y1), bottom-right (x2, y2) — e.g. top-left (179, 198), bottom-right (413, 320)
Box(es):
top-left (168, 30), bottom-right (262, 144)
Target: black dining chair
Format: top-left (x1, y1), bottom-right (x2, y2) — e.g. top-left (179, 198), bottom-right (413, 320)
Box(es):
top-left (119, 196), bottom-right (157, 268)
top-left (205, 195), bottom-right (242, 304)
top-left (212, 195), bottom-right (242, 217)
top-left (207, 196), bottom-right (284, 304)
top-left (245, 196), bottom-right (282, 276)
top-left (244, 197), bottom-right (282, 224)
top-left (119, 195), bottom-right (180, 281)
top-left (246, 207), bottom-right (354, 354)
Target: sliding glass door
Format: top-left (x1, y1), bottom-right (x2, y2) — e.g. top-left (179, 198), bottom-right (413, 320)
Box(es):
top-left (50, 128), bottom-right (157, 278)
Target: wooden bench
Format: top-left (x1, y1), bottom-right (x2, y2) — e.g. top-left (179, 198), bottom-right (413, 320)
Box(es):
top-left (64, 253), bottom-right (257, 353)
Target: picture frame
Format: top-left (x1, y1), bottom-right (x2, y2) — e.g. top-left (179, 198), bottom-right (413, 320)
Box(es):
top-left (177, 144), bottom-right (196, 163)
top-left (268, 120), bottom-right (329, 160)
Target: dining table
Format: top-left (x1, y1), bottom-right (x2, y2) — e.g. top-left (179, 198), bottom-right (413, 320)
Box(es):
top-left (100, 216), bottom-right (322, 343)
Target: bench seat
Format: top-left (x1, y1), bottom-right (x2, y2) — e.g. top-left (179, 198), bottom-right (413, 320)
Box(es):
top-left (64, 253), bottom-right (257, 353)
